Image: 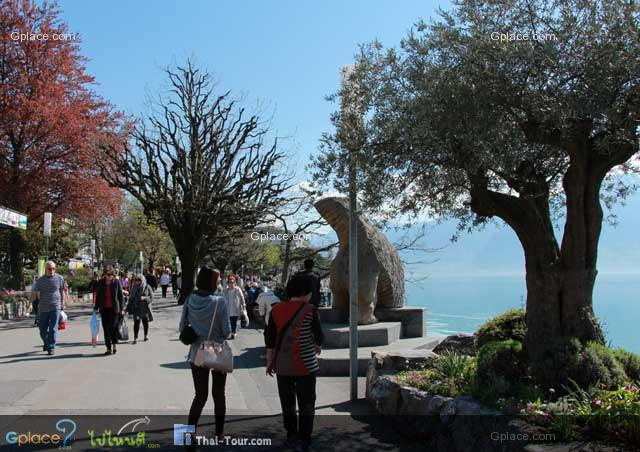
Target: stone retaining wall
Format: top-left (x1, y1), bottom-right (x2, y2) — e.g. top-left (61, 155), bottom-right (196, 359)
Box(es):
top-left (366, 351), bottom-right (551, 452)
top-left (1, 301), bottom-right (30, 320)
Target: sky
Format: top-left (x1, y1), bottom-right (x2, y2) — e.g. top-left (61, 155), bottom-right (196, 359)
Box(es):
top-left (57, 0), bottom-right (639, 277)
top-left (59, 0), bottom-right (448, 181)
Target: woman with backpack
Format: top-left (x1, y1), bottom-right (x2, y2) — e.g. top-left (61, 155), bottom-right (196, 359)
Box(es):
top-left (179, 266), bottom-right (231, 440)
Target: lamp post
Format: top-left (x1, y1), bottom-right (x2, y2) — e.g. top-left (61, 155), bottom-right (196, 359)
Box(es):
top-left (340, 64), bottom-right (363, 402)
top-left (43, 212), bottom-right (52, 262)
top-left (140, 251), bottom-right (144, 275)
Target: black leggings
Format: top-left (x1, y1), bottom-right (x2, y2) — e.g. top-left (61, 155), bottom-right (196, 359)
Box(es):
top-left (229, 316), bottom-right (238, 334)
top-left (161, 285), bottom-right (168, 298)
top-left (188, 364), bottom-right (227, 435)
top-left (133, 318), bottom-right (149, 339)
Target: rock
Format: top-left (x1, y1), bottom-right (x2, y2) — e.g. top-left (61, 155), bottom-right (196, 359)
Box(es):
top-left (368, 375), bottom-right (400, 415)
top-left (433, 334), bottom-right (476, 356)
top-left (315, 197), bottom-right (404, 324)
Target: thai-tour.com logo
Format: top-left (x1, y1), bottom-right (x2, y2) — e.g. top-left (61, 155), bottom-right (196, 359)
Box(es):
top-left (5, 419), bottom-right (76, 448)
top-left (173, 424), bottom-right (272, 447)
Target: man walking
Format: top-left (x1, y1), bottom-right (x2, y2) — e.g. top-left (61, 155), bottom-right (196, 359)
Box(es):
top-left (31, 261), bottom-right (66, 355)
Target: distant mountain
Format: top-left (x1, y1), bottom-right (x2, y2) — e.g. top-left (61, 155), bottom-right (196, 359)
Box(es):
top-left (391, 192), bottom-right (640, 278)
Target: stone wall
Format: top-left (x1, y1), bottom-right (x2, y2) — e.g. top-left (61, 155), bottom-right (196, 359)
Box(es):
top-left (366, 351), bottom-right (553, 452)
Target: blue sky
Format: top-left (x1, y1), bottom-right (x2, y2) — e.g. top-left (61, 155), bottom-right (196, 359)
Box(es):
top-left (58, 0), bottom-right (639, 277)
top-left (59, 0), bottom-right (448, 180)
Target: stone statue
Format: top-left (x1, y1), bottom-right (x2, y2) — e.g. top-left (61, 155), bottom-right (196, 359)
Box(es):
top-left (315, 197), bottom-right (404, 324)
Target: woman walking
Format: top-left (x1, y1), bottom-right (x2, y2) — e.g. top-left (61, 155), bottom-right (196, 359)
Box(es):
top-left (160, 269), bottom-right (171, 298)
top-left (179, 266), bottom-right (231, 440)
top-left (126, 274), bottom-right (154, 344)
top-left (94, 266), bottom-right (125, 355)
top-left (223, 275), bottom-right (245, 339)
top-left (265, 274), bottom-right (324, 452)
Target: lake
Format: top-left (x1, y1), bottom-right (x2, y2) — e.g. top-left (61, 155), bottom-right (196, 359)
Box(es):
top-left (406, 273), bottom-right (640, 353)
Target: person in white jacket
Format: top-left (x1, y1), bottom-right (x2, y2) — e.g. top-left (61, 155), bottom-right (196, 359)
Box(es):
top-left (257, 286), bottom-right (281, 326)
top-left (223, 275), bottom-right (245, 339)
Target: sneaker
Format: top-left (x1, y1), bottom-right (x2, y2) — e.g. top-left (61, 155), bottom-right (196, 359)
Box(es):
top-left (105, 349), bottom-right (112, 355)
top-left (42, 345), bottom-right (47, 352)
top-left (112, 347), bottom-right (117, 355)
top-left (132, 340), bottom-right (137, 344)
top-left (47, 349), bottom-right (55, 356)
top-left (144, 336), bottom-right (149, 341)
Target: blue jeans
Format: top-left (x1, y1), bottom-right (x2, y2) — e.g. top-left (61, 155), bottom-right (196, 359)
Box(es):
top-left (38, 309), bottom-right (60, 351)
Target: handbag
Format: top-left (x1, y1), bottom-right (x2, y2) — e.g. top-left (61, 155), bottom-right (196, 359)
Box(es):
top-left (180, 302), bottom-right (198, 345)
top-left (117, 316), bottom-right (129, 341)
top-left (240, 306), bottom-right (249, 328)
top-left (193, 300), bottom-right (234, 373)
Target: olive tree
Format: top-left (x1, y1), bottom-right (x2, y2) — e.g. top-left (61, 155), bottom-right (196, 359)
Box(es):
top-left (313, 0), bottom-right (639, 385)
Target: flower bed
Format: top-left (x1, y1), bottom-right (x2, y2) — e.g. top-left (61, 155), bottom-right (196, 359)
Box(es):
top-left (369, 308), bottom-right (640, 450)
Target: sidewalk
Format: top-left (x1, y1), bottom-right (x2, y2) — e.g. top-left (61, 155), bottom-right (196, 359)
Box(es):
top-left (0, 291), bottom-right (422, 450)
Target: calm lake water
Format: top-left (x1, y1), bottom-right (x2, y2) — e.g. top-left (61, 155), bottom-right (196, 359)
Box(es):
top-left (406, 274), bottom-right (640, 354)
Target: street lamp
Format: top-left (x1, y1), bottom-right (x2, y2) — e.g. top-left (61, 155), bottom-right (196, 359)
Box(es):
top-left (90, 239), bottom-right (96, 268)
top-left (341, 64), bottom-right (362, 402)
top-left (140, 251), bottom-right (144, 274)
top-left (43, 212), bottom-right (52, 262)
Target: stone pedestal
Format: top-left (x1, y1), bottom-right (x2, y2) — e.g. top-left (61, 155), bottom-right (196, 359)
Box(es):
top-left (374, 307), bottom-right (425, 338)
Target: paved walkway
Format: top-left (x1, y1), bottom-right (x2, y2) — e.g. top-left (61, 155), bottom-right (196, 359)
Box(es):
top-left (0, 291), bottom-right (423, 451)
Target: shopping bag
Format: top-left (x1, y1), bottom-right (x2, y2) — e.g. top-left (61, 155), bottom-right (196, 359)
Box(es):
top-left (58, 310), bottom-right (67, 330)
top-left (90, 311), bottom-right (100, 347)
top-left (55, 310), bottom-right (65, 329)
top-left (117, 316), bottom-right (129, 341)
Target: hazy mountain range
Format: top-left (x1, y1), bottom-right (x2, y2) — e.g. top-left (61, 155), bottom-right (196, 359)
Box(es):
top-left (395, 193), bottom-right (640, 278)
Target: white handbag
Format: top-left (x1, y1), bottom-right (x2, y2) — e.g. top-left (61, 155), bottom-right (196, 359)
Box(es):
top-left (193, 299), bottom-right (234, 373)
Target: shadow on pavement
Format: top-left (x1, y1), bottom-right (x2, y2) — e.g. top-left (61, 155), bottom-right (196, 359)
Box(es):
top-left (233, 346), bottom-right (265, 370)
top-left (159, 361), bottom-right (190, 370)
top-left (0, 353), bottom-right (87, 364)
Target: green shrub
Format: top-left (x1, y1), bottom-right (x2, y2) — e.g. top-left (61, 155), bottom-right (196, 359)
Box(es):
top-left (476, 340), bottom-right (526, 395)
top-left (396, 352), bottom-right (476, 397)
top-left (66, 268), bottom-right (93, 294)
top-left (475, 309), bottom-right (526, 348)
top-left (566, 342), bottom-right (627, 390)
top-left (613, 348), bottom-right (640, 382)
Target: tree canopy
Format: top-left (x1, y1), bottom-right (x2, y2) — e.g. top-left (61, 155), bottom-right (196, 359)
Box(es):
top-left (100, 61), bottom-right (290, 302)
top-left (0, 0), bottom-right (125, 287)
top-left (313, 0), bottom-right (639, 386)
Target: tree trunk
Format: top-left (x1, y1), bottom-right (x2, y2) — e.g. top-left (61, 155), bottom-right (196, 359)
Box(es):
top-left (280, 239), bottom-right (292, 286)
top-left (524, 144), bottom-right (604, 386)
top-left (469, 150), bottom-right (605, 387)
top-left (177, 250), bottom-right (198, 306)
